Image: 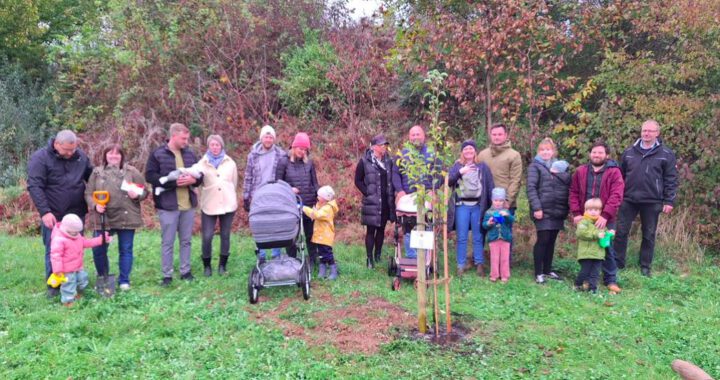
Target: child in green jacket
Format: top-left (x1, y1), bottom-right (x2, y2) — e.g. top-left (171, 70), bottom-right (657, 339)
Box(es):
top-left (575, 198), bottom-right (614, 293)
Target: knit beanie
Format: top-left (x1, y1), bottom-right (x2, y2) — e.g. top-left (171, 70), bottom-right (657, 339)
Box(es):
top-left (292, 132), bottom-right (311, 149)
top-left (260, 125), bottom-right (276, 139)
top-left (461, 139), bottom-right (477, 151)
top-left (317, 185), bottom-right (335, 201)
top-left (491, 187), bottom-right (507, 201)
top-left (61, 214), bottom-right (83, 233)
top-left (551, 160), bottom-right (569, 173)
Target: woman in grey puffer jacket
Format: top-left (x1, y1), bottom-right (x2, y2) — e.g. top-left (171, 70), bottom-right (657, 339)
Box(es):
top-left (527, 138), bottom-right (571, 284)
top-left (275, 132), bottom-right (319, 263)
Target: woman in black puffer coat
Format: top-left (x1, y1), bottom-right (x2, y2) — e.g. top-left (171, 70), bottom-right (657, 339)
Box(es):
top-left (354, 134), bottom-right (396, 269)
top-left (527, 138), bottom-right (571, 284)
top-left (276, 132), bottom-right (319, 262)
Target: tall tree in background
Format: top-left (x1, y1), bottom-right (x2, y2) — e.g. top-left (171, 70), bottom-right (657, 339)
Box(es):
top-left (395, 0), bottom-right (581, 143)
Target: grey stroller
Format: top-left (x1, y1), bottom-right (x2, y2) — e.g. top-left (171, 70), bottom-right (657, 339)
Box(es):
top-left (247, 180), bottom-right (311, 304)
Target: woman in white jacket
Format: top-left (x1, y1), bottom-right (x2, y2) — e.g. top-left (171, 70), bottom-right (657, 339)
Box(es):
top-left (198, 134), bottom-right (238, 276)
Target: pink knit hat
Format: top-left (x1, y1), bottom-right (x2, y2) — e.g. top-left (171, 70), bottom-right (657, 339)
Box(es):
top-left (291, 132), bottom-right (311, 149)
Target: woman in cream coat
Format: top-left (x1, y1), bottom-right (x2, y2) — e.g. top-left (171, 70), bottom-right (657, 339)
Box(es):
top-left (198, 134), bottom-right (238, 276)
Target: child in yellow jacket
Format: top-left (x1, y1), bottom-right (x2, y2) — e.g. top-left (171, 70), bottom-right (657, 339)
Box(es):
top-left (303, 186), bottom-right (339, 279)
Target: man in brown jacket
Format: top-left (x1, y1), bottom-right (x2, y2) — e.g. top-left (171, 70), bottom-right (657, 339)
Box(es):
top-left (476, 124), bottom-right (523, 213)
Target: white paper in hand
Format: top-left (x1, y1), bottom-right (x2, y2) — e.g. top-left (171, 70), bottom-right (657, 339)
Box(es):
top-left (121, 180), bottom-right (145, 197)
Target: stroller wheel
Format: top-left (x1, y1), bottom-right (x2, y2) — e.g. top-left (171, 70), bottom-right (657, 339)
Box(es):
top-left (248, 268), bottom-right (260, 304)
top-left (391, 277), bottom-right (401, 291)
top-left (301, 262), bottom-right (311, 300)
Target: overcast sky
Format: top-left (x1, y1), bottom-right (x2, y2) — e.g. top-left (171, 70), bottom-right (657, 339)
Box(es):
top-left (345, 0), bottom-right (383, 19)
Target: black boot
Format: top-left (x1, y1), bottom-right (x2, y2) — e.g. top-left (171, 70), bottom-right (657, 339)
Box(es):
top-left (374, 251), bottom-right (382, 264)
top-left (218, 255), bottom-right (228, 276)
top-left (203, 257), bottom-right (212, 277)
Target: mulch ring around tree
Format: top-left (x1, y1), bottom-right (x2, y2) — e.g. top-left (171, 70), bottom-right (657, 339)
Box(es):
top-left (247, 290), bottom-right (479, 354)
top-left (247, 290), bottom-right (416, 354)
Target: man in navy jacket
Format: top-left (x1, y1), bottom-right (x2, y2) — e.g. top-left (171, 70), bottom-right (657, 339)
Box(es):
top-left (27, 130), bottom-right (93, 297)
top-left (613, 120), bottom-right (679, 276)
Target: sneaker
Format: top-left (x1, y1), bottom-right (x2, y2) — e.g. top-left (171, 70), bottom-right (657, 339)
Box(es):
top-left (535, 274), bottom-right (545, 284)
top-left (641, 268), bottom-right (652, 277)
top-left (606, 283), bottom-right (622, 294)
top-left (62, 301), bottom-right (74, 307)
top-left (203, 266), bottom-right (212, 277)
top-left (457, 267), bottom-right (465, 277)
top-left (119, 283), bottom-right (131, 291)
top-left (545, 272), bottom-right (562, 281)
top-left (161, 277), bottom-right (172, 287)
top-left (582, 282), bottom-right (590, 291)
top-left (180, 272), bottom-right (194, 281)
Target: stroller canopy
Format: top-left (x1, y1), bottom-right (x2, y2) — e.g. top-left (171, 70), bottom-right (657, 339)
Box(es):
top-left (249, 180), bottom-right (300, 243)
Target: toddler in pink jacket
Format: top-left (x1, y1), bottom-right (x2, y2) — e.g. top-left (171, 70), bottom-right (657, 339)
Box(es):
top-left (50, 214), bottom-right (111, 306)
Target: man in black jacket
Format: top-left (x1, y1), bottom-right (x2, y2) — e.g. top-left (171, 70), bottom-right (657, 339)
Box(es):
top-left (613, 120), bottom-right (679, 276)
top-left (27, 130), bottom-right (93, 297)
top-left (146, 123), bottom-right (203, 286)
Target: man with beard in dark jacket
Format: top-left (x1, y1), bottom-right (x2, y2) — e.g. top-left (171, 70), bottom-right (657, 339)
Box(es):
top-left (613, 120), bottom-right (678, 277)
top-left (27, 130), bottom-right (93, 297)
top-left (569, 140), bottom-right (624, 294)
top-left (354, 134), bottom-right (396, 269)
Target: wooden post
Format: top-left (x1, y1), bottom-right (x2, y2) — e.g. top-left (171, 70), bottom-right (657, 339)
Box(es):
top-left (416, 198), bottom-right (427, 334)
top-left (443, 174), bottom-right (452, 333)
top-left (432, 202), bottom-right (440, 337)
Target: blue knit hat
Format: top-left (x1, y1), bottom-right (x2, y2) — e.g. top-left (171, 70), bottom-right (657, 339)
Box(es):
top-left (461, 139), bottom-right (477, 151)
top-left (491, 187), bottom-right (507, 201)
top-left (551, 160), bottom-right (569, 173)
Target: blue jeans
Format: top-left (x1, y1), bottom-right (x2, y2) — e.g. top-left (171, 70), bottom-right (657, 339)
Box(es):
top-left (60, 270), bottom-right (89, 303)
top-left (455, 204), bottom-right (484, 268)
top-left (404, 233), bottom-right (417, 259)
top-left (92, 229), bottom-right (135, 285)
top-left (602, 221), bottom-right (618, 285)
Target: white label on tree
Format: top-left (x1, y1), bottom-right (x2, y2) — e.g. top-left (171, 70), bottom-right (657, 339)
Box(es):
top-left (410, 230), bottom-right (434, 250)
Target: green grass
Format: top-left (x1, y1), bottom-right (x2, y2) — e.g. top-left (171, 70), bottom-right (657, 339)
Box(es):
top-left (1, 232), bottom-right (718, 379)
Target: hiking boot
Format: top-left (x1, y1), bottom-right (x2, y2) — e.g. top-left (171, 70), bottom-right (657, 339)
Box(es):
top-left (180, 272), bottom-right (194, 281)
top-left (47, 287), bottom-right (60, 298)
top-left (607, 283), bottom-right (622, 294)
top-left (95, 275), bottom-right (107, 295)
top-left (203, 258), bottom-right (212, 277)
top-left (218, 256), bottom-right (228, 276)
top-left (545, 272), bottom-right (562, 281)
top-left (535, 274), bottom-right (546, 284)
top-left (476, 264), bottom-right (485, 277)
top-left (641, 267), bottom-right (652, 277)
top-left (318, 263), bottom-right (327, 279)
top-left (161, 277), bottom-right (172, 287)
top-left (328, 264), bottom-right (338, 280)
